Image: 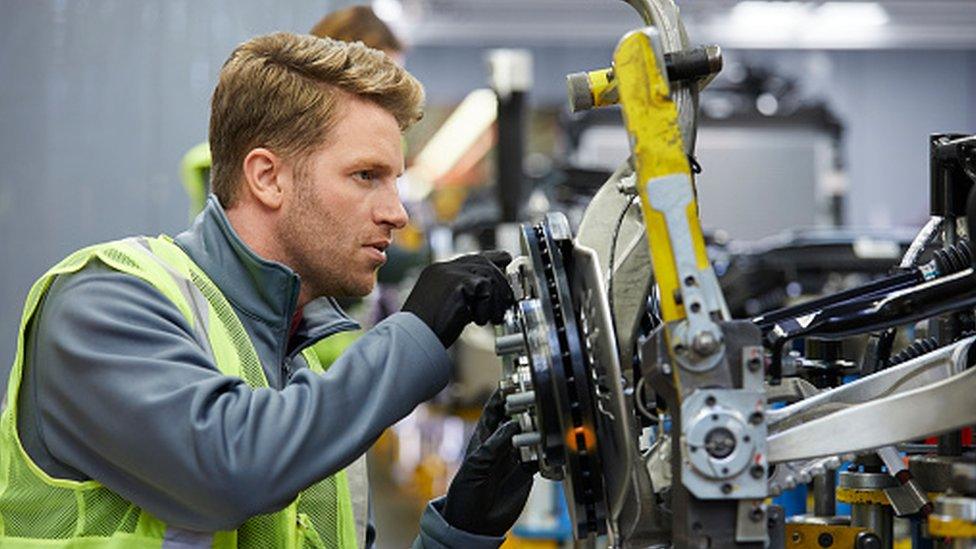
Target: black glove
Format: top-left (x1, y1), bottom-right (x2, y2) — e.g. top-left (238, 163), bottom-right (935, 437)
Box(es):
top-left (442, 390), bottom-right (536, 537)
top-left (402, 251), bottom-right (515, 348)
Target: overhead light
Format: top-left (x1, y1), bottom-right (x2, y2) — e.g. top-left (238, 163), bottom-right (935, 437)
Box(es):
top-left (815, 2), bottom-right (889, 27)
top-left (725, 0), bottom-right (890, 48)
top-left (731, 1), bottom-right (813, 30)
top-left (372, 0), bottom-right (403, 23)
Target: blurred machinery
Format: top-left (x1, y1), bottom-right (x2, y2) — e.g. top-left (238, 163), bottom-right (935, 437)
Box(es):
top-left (488, 0), bottom-right (976, 547)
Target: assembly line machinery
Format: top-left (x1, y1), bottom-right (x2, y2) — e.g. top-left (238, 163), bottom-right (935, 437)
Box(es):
top-left (491, 1), bottom-right (976, 547)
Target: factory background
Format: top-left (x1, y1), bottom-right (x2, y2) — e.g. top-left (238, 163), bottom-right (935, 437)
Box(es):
top-left (2, 1), bottom-right (976, 546)
top-left (3, 1), bottom-right (976, 369)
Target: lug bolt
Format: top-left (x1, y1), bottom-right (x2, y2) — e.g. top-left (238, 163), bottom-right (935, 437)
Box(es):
top-left (495, 333), bottom-right (526, 356)
top-left (512, 431), bottom-right (542, 448)
top-left (504, 391), bottom-right (535, 414)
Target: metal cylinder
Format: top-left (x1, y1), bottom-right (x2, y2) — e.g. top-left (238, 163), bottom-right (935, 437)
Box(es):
top-left (851, 504), bottom-right (894, 549)
top-left (840, 471), bottom-right (896, 549)
top-left (512, 431), bottom-right (542, 448)
top-left (504, 390), bottom-right (535, 414)
top-left (814, 469), bottom-right (837, 517)
top-left (495, 333), bottom-right (526, 356)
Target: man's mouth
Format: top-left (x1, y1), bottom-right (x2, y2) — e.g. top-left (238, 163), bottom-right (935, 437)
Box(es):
top-left (364, 240), bottom-right (390, 262)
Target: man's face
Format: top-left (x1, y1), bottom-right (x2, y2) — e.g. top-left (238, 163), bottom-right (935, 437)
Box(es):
top-left (279, 94), bottom-right (407, 298)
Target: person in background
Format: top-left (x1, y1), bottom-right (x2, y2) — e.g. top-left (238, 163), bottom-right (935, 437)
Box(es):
top-left (0, 32), bottom-right (533, 548)
top-left (310, 5), bottom-right (405, 63)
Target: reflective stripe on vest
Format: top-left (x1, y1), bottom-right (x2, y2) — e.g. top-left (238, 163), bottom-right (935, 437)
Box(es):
top-left (0, 235), bottom-right (358, 548)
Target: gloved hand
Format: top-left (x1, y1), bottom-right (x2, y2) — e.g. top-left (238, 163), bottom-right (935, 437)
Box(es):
top-left (402, 251), bottom-right (515, 348)
top-left (442, 389), bottom-right (536, 537)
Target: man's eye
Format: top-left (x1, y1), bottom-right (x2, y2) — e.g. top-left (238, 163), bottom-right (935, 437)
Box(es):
top-left (354, 170), bottom-right (375, 181)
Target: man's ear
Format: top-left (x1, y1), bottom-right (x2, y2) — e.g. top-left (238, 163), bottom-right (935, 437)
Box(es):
top-left (242, 147), bottom-right (289, 210)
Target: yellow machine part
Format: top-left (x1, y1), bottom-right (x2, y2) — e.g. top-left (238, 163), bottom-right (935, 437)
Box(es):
top-left (835, 487), bottom-right (891, 506)
top-left (500, 537), bottom-right (558, 549)
top-left (785, 522), bottom-right (867, 548)
top-left (612, 29), bottom-right (707, 323)
top-left (928, 516), bottom-right (976, 539)
top-left (586, 68), bottom-right (618, 108)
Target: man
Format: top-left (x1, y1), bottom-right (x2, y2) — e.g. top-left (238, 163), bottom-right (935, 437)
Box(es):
top-left (0, 33), bottom-right (532, 547)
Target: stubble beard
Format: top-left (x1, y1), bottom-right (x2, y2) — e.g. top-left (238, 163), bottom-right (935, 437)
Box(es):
top-left (281, 177), bottom-right (374, 300)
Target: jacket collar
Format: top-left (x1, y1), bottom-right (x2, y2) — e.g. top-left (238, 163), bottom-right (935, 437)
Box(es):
top-left (173, 196), bottom-right (359, 359)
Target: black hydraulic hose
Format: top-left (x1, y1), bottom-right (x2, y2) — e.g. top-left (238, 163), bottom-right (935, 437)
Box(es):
top-left (766, 266), bottom-right (976, 382)
top-left (755, 240), bottom-right (973, 332)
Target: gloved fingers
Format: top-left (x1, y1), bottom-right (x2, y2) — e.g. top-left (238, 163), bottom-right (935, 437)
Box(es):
top-left (461, 276), bottom-right (494, 325)
top-left (480, 390), bottom-right (509, 437)
top-left (481, 250), bottom-right (513, 271)
top-left (480, 419), bottom-right (523, 459)
top-left (461, 263), bottom-right (515, 325)
top-left (464, 390), bottom-right (507, 455)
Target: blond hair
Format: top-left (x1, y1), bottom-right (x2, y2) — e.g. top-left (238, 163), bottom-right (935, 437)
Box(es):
top-left (309, 5), bottom-right (403, 53)
top-left (209, 32), bottom-right (424, 206)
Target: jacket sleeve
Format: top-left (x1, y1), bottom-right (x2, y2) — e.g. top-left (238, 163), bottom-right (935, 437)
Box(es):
top-left (25, 261), bottom-right (452, 531)
top-left (411, 497), bottom-right (506, 549)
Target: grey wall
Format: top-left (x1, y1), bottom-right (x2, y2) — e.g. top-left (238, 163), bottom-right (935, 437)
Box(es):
top-left (0, 0), bottom-right (336, 378)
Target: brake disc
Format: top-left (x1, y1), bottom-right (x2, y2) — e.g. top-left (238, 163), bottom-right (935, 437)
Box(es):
top-left (507, 213), bottom-right (609, 538)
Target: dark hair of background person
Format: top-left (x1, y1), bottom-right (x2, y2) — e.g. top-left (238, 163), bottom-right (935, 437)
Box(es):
top-left (309, 5), bottom-right (404, 54)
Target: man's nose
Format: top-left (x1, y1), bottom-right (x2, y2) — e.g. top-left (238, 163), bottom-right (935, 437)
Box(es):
top-left (376, 187), bottom-right (409, 229)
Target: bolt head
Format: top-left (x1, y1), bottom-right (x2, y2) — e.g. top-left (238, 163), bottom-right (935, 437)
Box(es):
top-left (749, 507), bottom-right (764, 522)
top-left (855, 533), bottom-right (881, 549)
top-left (704, 427), bottom-right (737, 459)
top-left (692, 331), bottom-right (721, 355)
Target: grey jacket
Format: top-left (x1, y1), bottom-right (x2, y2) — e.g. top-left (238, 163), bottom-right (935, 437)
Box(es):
top-left (16, 196), bottom-right (504, 548)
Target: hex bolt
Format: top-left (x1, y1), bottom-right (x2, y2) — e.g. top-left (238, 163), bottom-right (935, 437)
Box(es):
top-left (705, 395), bottom-right (717, 406)
top-left (721, 483), bottom-right (733, 494)
top-left (747, 356), bottom-right (762, 372)
top-left (495, 333), bottom-right (526, 356)
top-left (817, 532), bottom-right (834, 547)
top-left (692, 331), bottom-right (721, 356)
top-left (749, 411), bottom-right (764, 425)
top-left (791, 531), bottom-right (802, 544)
top-left (512, 431), bottom-right (542, 448)
top-left (750, 464), bottom-right (765, 479)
